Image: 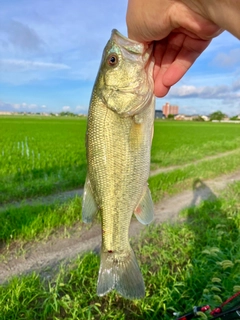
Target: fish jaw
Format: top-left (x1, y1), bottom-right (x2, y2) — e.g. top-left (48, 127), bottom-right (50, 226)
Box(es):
top-left (95, 29), bottom-right (154, 117)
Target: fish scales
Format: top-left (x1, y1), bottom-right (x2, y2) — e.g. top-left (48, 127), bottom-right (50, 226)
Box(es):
top-left (82, 29), bottom-right (155, 299)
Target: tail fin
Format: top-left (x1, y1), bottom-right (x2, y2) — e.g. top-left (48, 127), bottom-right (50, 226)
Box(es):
top-left (97, 248), bottom-right (145, 299)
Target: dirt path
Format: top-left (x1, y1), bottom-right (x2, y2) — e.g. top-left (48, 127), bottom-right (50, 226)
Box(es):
top-left (150, 148), bottom-right (240, 176)
top-left (1, 148), bottom-right (239, 213)
top-left (1, 170), bottom-right (240, 284)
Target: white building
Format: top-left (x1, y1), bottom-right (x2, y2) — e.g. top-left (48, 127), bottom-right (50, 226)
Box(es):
top-left (0, 111), bottom-right (12, 115)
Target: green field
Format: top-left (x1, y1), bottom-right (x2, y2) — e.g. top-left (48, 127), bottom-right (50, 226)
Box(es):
top-left (1, 116), bottom-right (240, 203)
top-left (1, 116), bottom-right (240, 319)
top-left (0, 116), bottom-right (87, 203)
top-left (152, 120), bottom-right (240, 167)
top-left (1, 182), bottom-right (240, 319)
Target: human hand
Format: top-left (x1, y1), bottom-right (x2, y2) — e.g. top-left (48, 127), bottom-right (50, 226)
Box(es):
top-left (126, 0), bottom-right (223, 97)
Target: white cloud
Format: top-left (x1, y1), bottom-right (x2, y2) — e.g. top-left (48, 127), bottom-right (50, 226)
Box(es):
top-left (169, 80), bottom-right (240, 100)
top-left (213, 49), bottom-right (240, 68)
top-left (0, 19), bottom-right (44, 52)
top-left (0, 100), bottom-right (44, 112)
top-left (0, 59), bottom-right (70, 71)
top-left (233, 78), bottom-right (240, 91)
top-left (75, 105), bottom-right (86, 111)
top-left (62, 106), bottom-right (71, 112)
top-left (13, 103), bottom-right (21, 110)
top-left (0, 0), bottom-right (238, 117)
top-left (170, 85), bottom-right (198, 97)
top-left (13, 102), bottom-right (37, 110)
top-left (28, 103), bottom-right (37, 109)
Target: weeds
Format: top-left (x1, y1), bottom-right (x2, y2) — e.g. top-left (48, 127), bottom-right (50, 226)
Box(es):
top-left (0, 197), bottom-right (82, 244)
top-left (149, 150), bottom-right (240, 202)
top-left (1, 182), bottom-right (239, 319)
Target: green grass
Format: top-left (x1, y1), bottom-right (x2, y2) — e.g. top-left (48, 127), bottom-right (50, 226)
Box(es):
top-left (151, 121), bottom-right (240, 168)
top-left (1, 181), bottom-right (240, 319)
top-left (1, 148), bottom-right (240, 248)
top-left (0, 116), bottom-right (87, 204)
top-left (0, 146), bottom-right (240, 248)
top-left (1, 117), bottom-right (240, 203)
top-left (0, 197), bottom-right (82, 245)
top-left (149, 148), bottom-right (240, 202)
top-left (1, 116), bottom-right (240, 319)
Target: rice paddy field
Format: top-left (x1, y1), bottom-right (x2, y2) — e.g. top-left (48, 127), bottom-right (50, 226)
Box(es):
top-left (1, 116), bottom-right (240, 204)
top-left (1, 115), bottom-right (240, 319)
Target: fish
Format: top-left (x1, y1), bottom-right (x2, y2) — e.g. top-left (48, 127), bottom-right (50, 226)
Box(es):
top-left (82, 29), bottom-right (155, 299)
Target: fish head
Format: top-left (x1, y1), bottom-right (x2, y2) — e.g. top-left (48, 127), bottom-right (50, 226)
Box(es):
top-left (96, 29), bottom-right (154, 117)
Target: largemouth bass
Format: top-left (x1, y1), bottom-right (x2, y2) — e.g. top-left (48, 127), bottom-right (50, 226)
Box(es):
top-left (82, 29), bottom-right (155, 299)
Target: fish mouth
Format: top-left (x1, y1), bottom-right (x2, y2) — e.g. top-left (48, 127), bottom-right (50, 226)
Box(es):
top-left (117, 32), bottom-right (154, 116)
top-left (101, 29), bottom-right (155, 117)
top-left (111, 29), bottom-right (150, 55)
top-left (111, 29), bottom-right (153, 67)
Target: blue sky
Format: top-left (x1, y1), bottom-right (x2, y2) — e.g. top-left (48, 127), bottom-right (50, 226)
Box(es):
top-left (0, 0), bottom-right (239, 116)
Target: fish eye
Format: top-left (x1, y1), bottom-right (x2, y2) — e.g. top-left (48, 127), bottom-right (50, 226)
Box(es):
top-left (107, 54), bottom-right (118, 66)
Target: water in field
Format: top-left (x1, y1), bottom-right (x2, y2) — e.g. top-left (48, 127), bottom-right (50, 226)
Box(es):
top-left (0, 117), bottom-right (87, 202)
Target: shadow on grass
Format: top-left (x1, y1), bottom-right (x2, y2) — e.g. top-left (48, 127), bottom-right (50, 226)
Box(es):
top-left (135, 180), bottom-right (240, 319)
top-left (1, 180), bottom-right (239, 320)
top-left (104, 180), bottom-right (238, 319)
top-left (190, 178), bottom-right (217, 207)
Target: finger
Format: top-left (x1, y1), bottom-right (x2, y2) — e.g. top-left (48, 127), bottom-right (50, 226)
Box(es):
top-left (162, 35), bottom-right (211, 87)
top-left (152, 39), bottom-right (171, 97)
top-left (154, 76), bottom-right (171, 97)
top-left (153, 34), bottom-right (186, 97)
top-left (155, 33), bottom-right (186, 80)
top-left (153, 39), bottom-right (167, 80)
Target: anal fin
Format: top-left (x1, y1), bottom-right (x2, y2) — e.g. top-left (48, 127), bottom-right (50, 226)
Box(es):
top-left (82, 175), bottom-right (98, 223)
top-left (134, 185), bottom-right (154, 225)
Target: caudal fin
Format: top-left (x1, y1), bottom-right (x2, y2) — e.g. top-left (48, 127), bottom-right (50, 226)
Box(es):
top-left (97, 248), bottom-right (145, 299)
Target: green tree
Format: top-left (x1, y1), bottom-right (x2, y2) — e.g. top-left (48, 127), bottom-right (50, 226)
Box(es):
top-left (209, 110), bottom-right (226, 121)
top-left (193, 116), bottom-right (204, 122)
top-left (59, 111), bottom-right (77, 117)
top-left (167, 114), bottom-right (175, 120)
top-left (230, 115), bottom-right (240, 120)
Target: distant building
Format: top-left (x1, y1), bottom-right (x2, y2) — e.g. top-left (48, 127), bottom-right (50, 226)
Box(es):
top-left (155, 110), bottom-right (165, 119)
top-left (0, 111), bottom-right (12, 115)
top-left (201, 115), bottom-right (210, 121)
top-left (162, 102), bottom-right (179, 117)
top-left (175, 114), bottom-right (193, 121)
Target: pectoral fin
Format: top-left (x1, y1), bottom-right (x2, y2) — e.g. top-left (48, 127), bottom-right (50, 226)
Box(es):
top-left (82, 175), bottom-right (98, 223)
top-left (134, 185), bottom-right (154, 225)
